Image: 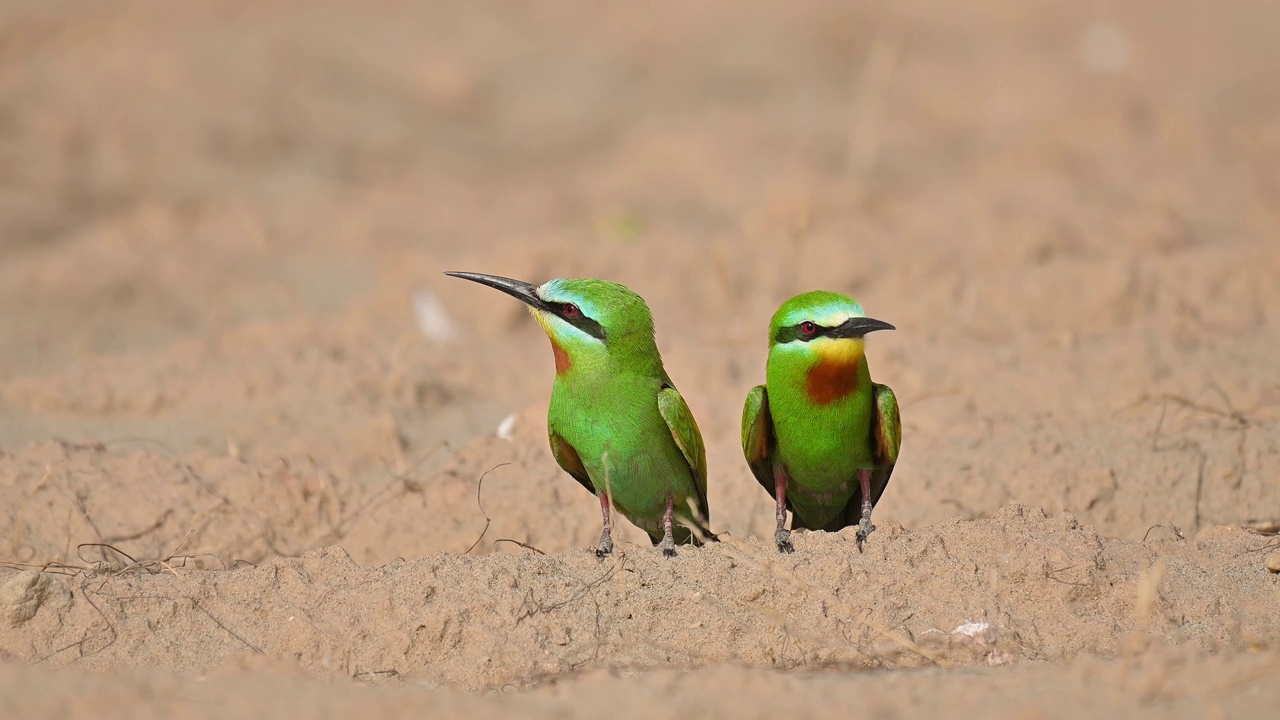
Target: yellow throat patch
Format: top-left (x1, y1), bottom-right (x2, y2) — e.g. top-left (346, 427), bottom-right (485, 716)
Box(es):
top-left (805, 338), bottom-right (864, 405)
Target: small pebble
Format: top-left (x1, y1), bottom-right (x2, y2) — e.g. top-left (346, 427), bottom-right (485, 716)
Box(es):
top-left (2, 570), bottom-right (71, 626)
top-left (496, 413), bottom-right (517, 441)
top-left (1266, 551), bottom-right (1280, 574)
top-left (412, 289), bottom-right (456, 345)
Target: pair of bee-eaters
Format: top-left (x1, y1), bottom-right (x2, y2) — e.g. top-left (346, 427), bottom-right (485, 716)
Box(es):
top-left (445, 272), bottom-right (900, 556)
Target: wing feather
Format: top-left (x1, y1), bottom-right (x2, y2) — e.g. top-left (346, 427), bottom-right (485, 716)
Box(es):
top-left (656, 386), bottom-right (711, 526)
top-left (741, 385), bottom-right (778, 502)
top-left (832, 382), bottom-right (900, 529)
top-left (549, 431), bottom-right (596, 496)
top-left (867, 382), bottom-right (900, 507)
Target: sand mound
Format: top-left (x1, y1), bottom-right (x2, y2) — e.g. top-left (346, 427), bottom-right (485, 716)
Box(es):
top-left (4, 506), bottom-right (1277, 691)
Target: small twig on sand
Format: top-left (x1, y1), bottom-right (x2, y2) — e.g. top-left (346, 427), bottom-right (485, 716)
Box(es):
top-left (464, 463), bottom-right (511, 555)
top-left (493, 539), bottom-right (546, 555)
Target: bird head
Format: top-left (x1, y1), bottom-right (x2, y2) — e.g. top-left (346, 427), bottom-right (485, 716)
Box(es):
top-left (767, 290), bottom-right (894, 365)
top-left (445, 272), bottom-right (661, 375)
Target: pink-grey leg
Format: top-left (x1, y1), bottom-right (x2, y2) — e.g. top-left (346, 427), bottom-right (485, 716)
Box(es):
top-left (595, 491), bottom-right (614, 558)
top-left (855, 468), bottom-right (876, 551)
top-left (774, 466), bottom-right (794, 554)
top-left (658, 494), bottom-right (678, 557)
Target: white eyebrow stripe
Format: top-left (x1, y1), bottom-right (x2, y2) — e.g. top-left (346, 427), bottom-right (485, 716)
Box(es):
top-left (778, 299), bottom-right (865, 329)
top-left (814, 311), bottom-right (854, 327)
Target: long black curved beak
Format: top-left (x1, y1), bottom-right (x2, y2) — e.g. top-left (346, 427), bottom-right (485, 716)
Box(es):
top-left (444, 271), bottom-right (550, 312)
top-left (830, 316), bottom-right (895, 339)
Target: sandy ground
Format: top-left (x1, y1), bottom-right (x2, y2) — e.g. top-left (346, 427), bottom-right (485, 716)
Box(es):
top-left (2, 0), bottom-right (1279, 716)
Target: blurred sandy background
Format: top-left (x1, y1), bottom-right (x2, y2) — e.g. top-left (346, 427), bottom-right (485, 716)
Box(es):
top-left (2, 1), bottom-right (1278, 717)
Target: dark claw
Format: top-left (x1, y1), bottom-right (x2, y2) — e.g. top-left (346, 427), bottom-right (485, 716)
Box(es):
top-left (658, 534), bottom-right (678, 558)
top-left (595, 533), bottom-right (614, 559)
top-left (855, 518), bottom-right (876, 552)
top-left (775, 529), bottom-right (795, 554)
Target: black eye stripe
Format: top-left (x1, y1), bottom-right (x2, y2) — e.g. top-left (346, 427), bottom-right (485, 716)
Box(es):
top-left (554, 303), bottom-right (607, 340)
top-left (773, 315), bottom-right (893, 344)
top-left (774, 322), bottom-right (830, 344)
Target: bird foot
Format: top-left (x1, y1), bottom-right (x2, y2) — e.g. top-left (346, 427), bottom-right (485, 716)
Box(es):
top-left (594, 532), bottom-right (614, 559)
top-left (775, 529), bottom-right (794, 554)
top-left (855, 517), bottom-right (876, 551)
top-left (658, 536), bottom-right (678, 558)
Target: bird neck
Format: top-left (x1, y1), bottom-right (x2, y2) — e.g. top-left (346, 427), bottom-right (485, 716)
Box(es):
top-left (769, 338), bottom-right (868, 406)
top-left (548, 332), bottom-right (665, 383)
top-left (548, 337), bottom-right (575, 375)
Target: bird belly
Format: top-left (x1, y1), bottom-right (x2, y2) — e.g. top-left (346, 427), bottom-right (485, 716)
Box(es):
top-left (549, 399), bottom-right (699, 537)
top-left (585, 438), bottom-right (698, 534)
top-left (784, 474), bottom-right (856, 529)
top-left (771, 395), bottom-right (874, 527)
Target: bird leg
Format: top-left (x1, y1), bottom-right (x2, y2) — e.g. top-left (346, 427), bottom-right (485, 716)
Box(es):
top-left (658, 494), bottom-right (678, 557)
top-left (855, 468), bottom-right (876, 550)
top-left (595, 491), bottom-right (614, 558)
top-left (774, 466), bottom-right (794, 554)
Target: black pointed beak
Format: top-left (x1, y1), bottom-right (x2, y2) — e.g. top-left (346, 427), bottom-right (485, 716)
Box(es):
top-left (830, 316), bottom-right (895, 338)
top-left (444, 271), bottom-right (550, 312)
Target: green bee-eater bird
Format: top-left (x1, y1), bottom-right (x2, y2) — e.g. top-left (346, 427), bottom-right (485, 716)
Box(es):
top-left (741, 291), bottom-right (900, 554)
top-left (444, 271), bottom-right (712, 557)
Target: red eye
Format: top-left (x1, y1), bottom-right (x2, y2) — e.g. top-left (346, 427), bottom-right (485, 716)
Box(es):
top-left (563, 303), bottom-right (579, 318)
top-left (801, 321), bottom-right (817, 335)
